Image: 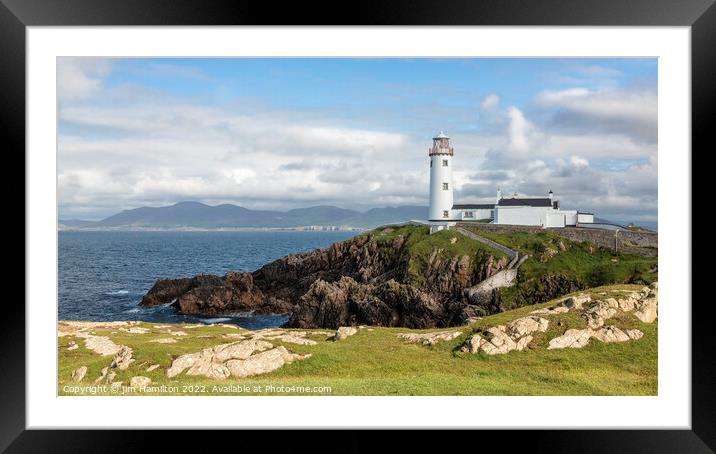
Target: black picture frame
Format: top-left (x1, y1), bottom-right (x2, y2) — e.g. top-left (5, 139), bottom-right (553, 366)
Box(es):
top-left (4, 0), bottom-right (710, 451)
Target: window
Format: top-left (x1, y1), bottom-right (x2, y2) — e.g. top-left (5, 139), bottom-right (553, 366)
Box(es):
top-left (430, 160), bottom-right (432, 167)
top-left (442, 210), bottom-right (449, 218)
top-left (442, 182), bottom-right (449, 190)
top-left (442, 159), bottom-right (448, 167)
top-left (464, 211), bottom-right (474, 218)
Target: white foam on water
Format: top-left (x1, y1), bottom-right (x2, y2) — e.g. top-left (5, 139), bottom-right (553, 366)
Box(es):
top-left (107, 290), bottom-right (130, 295)
top-left (198, 317), bottom-right (232, 324)
top-left (124, 308), bottom-right (141, 313)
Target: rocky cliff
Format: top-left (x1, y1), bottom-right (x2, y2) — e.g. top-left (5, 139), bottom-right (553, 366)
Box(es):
top-left (140, 226), bottom-right (509, 328)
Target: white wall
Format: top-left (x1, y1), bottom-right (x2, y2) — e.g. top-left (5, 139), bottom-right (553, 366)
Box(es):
top-left (453, 208), bottom-right (493, 221)
top-left (546, 212), bottom-right (566, 228)
top-left (577, 213), bottom-right (594, 224)
top-left (494, 206), bottom-right (552, 226)
top-left (562, 210), bottom-right (578, 226)
top-left (428, 154), bottom-right (453, 220)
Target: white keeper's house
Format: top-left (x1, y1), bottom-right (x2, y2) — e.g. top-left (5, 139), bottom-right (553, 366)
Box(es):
top-left (427, 131), bottom-right (594, 233)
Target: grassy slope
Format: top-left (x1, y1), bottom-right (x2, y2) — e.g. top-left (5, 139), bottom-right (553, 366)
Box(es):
top-left (368, 225), bottom-right (508, 284)
top-left (460, 226), bottom-right (658, 309)
top-left (58, 284), bottom-right (656, 396)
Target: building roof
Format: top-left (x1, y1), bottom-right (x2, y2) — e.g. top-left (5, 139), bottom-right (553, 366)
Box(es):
top-left (433, 131), bottom-right (449, 139)
top-left (453, 204), bottom-right (494, 210)
top-left (497, 197), bottom-right (553, 207)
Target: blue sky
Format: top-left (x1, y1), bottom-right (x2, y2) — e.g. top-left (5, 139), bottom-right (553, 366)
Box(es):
top-left (58, 57), bottom-right (657, 224)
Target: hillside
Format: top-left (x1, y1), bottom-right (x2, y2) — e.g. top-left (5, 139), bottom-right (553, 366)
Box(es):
top-left (140, 225), bottom-right (510, 328)
top-left (459, 224), bottom-right (658, 313)
top-left (137, 224), bottom-right (657, 327)
top-left (59, 202), bottom-right (428, 229)
top-left (58, 283), bottom-right (657, 396)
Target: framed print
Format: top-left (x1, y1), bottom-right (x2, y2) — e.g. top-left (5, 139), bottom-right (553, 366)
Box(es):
top-left (6, 0), bottom-right (712, 450)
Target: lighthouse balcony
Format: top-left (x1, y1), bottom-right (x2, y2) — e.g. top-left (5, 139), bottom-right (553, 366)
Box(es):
top-left (428, 146), bottom-right (454, 156)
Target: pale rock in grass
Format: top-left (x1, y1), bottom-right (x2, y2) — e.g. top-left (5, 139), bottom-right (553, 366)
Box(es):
top-left (332, 326), bottom-right (358, 341)
top-left (130, 376), bottom-right (152, 388)
top-left (71, 366), bottom-right (87, 383)
top-left (591, 326), bottom-right (631, 343)
top-left (626, 329), bottom-right (644, 340)
top-left (562, 294), bottom-right (592, 310)
top-left (449, 237), bottom-right (458, 244)
top-left (212, 339), bottom-right (274, 362)
top-left (67, 341), bottom-right (79, 351)
top-left (271, 334), bottom-right (318, 346)
top-left (187, 360), bottom-right (231, 380)
top-left (616, 296), bottom-right (638, 312)
top-left (531, 306), bottom-right (569, 315)
top-left (466, 327), bottom-right (518, 355)
top-left (547, 329), bottom-right (593, 349)
top-left (604, 298), bottom-right (620, 309)
top-left (398, 330), bottom-right (462, 346)
top-left (151, 337), bottom-right (178, 344)
top-left (225, 346), bottom-right (309, 378)
top-left (166, 339), bottom-right (275, 379)
top-left (75, 333), bottom-right (121, 356)
top-left (462, 334), bottom-right (485, 354)
top-left (633, 297), bottom-right (658, 323)
top-left (515, 335), bottom-right (533, 351)
top-left (111, 346), bottom-right (134, 370)
top-left (167, 352), bottom-right (202, 378)
top-left (505, 316), bottom-right (549, 339)
top-left (169, 330), bottom-right (188, 336)
top-left (146, 364), bottom-right (160, 372)
top-left (650, 282), bottom-right (658, 290)
top-left (582, 301), bottom-right (618, 329)
top-left (121, 327), bottom-right (151, 334)
top-left (153, 325), bottom-right (171, 329)
top-left (250, 329), bottom-right (286, 339)
top-left (94, 367), bottom-right (117, 384)
top-left (222, 333), bottom-right (246, 339)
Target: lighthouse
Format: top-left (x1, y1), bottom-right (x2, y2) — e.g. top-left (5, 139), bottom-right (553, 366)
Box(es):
top-left (428, 131), bottom-right (454, 223)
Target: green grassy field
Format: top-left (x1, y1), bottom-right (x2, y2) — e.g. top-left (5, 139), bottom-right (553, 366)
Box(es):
top-left (58, 284), bottom-right (657, 396)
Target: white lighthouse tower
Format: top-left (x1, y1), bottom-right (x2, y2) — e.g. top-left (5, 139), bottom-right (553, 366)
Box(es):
top-left (428, 131), bottom-right (454, 228)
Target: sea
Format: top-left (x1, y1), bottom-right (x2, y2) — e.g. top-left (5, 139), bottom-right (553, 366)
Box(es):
top-left (58, 230), bottom-right (358, 329)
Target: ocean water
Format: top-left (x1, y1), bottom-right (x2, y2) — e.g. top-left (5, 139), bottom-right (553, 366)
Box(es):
top-left (58, 230), bottom-right (358, 329)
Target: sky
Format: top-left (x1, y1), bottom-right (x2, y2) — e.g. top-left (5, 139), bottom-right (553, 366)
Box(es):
top-left (57, 57), bottom-right (658, 225)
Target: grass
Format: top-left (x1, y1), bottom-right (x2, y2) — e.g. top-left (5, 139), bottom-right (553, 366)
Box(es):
top-left (58, 284), bottom-right (657, 396)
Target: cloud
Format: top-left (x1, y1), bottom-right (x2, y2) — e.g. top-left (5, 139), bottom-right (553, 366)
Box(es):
top-left (536, 87), bottom-right (657, 142)
top-left (57, 58), bottom-right (112, 101)
top-left (480, 94), bottom-right (500, 110)
top-left (56, 59), bottom-right (657, 225)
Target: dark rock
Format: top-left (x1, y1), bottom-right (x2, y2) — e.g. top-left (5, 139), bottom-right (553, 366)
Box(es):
top-left (140, 231), bottom-right (509, 328)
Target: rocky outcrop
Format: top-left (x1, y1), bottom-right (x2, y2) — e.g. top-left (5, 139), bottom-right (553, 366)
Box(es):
top-left (71, 366), bottom-right (87, 382)
top-left (130, 376), bottom-right (152, 388)
top-left (166, 339), bottom-right (309, 379)
top-left (140, 230), bottom-right (509, 329)
top-left (467, 283), bottom-right (656, 353)
top-left (461, 316), bottom-right (547, 355)
top-left (398, 330), bottom-right (463, 346)
top-left (332, 326), bottom-right (358, 341)
top-left (547, 329), bottom-right (593, 349)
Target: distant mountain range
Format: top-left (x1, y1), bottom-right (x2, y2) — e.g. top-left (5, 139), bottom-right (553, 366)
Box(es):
top-left (59, 202), bottom-right (429, 230)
